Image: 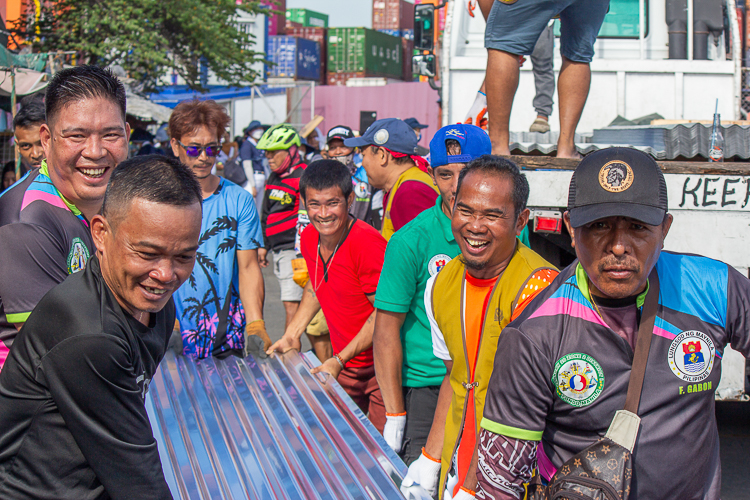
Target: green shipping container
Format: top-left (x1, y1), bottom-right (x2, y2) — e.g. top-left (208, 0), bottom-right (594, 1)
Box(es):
top-left (327, 28), bottom-right (402, 79)
top-left (286, 8), bottom-right (329, 28)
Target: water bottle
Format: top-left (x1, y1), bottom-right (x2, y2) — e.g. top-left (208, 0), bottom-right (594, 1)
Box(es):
top-left (708, 111), bottom-right (724, 162)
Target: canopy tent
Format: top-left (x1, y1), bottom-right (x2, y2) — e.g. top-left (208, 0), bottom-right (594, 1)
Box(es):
top-left (0, 67), bottom-right (48, 97)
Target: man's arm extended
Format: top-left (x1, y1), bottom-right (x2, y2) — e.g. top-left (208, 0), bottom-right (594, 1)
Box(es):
top-left (267, 280), bottom-right (321, 354)
top-left (42, 335), bottom-right (172, 500)
top-left (312, 295), bottom-right (377, 378)
top-left (237, 248), bottom-right (271, 350)
top-left (373, 309), bottom-right (407, 413)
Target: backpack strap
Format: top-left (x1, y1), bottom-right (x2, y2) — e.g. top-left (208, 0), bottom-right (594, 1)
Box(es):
top-left (623, 268), bottom-right (660, 414)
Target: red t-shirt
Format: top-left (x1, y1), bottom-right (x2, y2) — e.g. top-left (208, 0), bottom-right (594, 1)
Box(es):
top-left (384, 180), bottom-right (438, 232)
top-left (300, 219), bottom-right (386, 368)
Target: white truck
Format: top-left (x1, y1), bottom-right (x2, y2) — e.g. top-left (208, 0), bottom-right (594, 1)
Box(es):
top-left (412, 0), bottom-right (749, 399)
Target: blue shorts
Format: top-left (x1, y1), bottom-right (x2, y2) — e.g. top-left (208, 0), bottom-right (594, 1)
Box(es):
top-left (484, 0), bottom-right (610, 63)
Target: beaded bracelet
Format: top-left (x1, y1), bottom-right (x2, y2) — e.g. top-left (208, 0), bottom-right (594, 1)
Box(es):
top-left (333, 353), bottom-right (346, 368)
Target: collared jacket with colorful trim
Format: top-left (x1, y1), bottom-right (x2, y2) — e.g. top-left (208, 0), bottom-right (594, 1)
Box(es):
top-left (427, 242), bottom-right (554, 496)
top-left (481, 252), bottom-right (750, 500)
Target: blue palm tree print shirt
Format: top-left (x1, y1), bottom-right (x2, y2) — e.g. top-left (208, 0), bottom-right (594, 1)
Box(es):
top-left (173, 178), bottom-right (263, 359)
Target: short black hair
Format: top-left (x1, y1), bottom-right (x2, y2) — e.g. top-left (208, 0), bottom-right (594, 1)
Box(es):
top-left (101, 155), bottom-right (202, 229)
top-left (2, 160), bottom-right (14, 176)
top-left (299, 159), bottom-right (353, 201)
top-left (45, 65), bottom-right (126, 126)
top-left (13, 99), bottom-right (46, 129)
top-left (455, 155), bottom-right (529, 218)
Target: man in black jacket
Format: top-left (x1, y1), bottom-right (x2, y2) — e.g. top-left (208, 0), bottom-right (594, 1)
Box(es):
top-left (0, 155), bottom-right (203, 499)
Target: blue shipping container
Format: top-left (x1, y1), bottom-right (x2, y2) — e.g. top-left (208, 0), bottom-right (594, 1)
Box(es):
top-left (377, 29), bottom-right (401, 38)
top-left (268, 36), bottom-right (321, 81)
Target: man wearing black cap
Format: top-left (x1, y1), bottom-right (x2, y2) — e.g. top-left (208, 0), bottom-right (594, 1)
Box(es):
top-left (477, 147), bottom-right (750, 500)
top-left (345, 118), bottom-right (438, 241)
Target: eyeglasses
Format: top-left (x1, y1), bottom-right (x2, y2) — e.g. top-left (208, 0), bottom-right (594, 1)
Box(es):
top-left (177, 141), bottom-right (220, 158)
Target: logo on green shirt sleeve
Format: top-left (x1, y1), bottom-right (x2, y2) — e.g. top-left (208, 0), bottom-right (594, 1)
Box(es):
top-left (67, 237), bottom-right (90, 274)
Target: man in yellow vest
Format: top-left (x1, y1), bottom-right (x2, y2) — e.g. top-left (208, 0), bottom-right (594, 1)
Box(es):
top-left (344, 118), bottom-right (438, 241)
top-left (401, 156), bottom-right (558, 500)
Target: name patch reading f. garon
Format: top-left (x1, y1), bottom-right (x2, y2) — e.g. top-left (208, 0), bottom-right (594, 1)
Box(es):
top-left (668, 330), bottom-right (716, 382)
top-left (553, 353), bottom-right (605, 407)
top-left (598, 160), bottom-right (634, 193)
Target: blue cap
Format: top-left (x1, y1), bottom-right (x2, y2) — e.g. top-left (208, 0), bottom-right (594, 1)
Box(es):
top-left (404, 117), bottom-right (428, 129)
top-left (244, 120), bottom-right (262, 134)
top-left (344, 118), bottom-right (418, 155)
top-left (429, 124), bottom-right (491, 167)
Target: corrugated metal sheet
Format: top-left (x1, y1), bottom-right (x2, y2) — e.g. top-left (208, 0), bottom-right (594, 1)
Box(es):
top-left (509, 125), bottom-right (750, 160)
top-left (146, 350), bottom-right (426, 500)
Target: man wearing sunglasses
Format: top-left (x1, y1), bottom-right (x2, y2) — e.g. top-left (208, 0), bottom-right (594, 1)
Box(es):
top-left (169, 99), bottom-right (271, 359)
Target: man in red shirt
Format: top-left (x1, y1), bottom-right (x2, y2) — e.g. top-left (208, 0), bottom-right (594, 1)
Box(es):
top-left (267, 159), bottom-right (388, 432)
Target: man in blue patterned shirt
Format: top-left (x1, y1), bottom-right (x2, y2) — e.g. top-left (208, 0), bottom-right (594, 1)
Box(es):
top-left (170, 100), bottom-right (269, 359)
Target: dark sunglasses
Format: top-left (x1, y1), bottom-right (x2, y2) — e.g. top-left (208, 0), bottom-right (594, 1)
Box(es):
top-left (178, 141), bottom-right (220, 157)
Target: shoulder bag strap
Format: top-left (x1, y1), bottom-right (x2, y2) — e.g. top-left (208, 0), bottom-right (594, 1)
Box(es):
top-left (623, 268), bottom-right (660, 414)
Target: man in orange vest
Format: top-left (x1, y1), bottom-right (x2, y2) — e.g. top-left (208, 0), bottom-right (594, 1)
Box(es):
top-left (344, 118), bottom-right (438, 241)
top-left (401, 156), bottom-right (557, 500)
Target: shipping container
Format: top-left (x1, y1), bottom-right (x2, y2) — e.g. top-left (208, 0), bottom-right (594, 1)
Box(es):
top-left (327, 28), bottom-right (403, 79)
top-left (268, 36), bottom-right (322, 81)
top-left (327, 71), bottom-right (365, 86)
top-left (286, 8), bottom-right (329, 28)
top-left (263, 0), bottom-right (286, 35)
top-left (373, 0), bottom-right (414, 30)
top-left (287, 27), bottom-right (327, 84)
top-left (401, 37), bottom-right (416, 82)
top-left (285, 20), bottom-right (303, 30)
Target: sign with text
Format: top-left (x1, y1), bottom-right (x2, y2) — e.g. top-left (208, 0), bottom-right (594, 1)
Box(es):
top-left (669, 175), bottom-right (750, 211)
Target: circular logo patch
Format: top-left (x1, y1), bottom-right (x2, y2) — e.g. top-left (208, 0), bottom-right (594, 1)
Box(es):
top-left (373, 129), bottom-right (389, 145)
top-left (67, 237), bottom-right (90, 274)
top-left (553, 353), bottom-right (605, 407)
top-left (598, 160), bottom-right (634, 193)
top-left (427, 254), bottom-right (451, 277)
top-left (354, 181), bottom-right (369, 199)
top-left (668, 330), bottom-right (715, 382)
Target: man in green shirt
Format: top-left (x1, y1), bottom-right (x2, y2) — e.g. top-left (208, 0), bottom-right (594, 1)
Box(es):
top-left (373, 124), bottom-right (491, 464)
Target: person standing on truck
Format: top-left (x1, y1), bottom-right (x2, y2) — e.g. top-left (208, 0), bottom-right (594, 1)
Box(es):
top-left (13, 97), bottom-right (46, 174)
top-left (169, 99), bottom-right (269, 359)
top-left (482, 0), bottom-right (609, 157)
top-left (344, 118), bottom-right (438, 241)
top-left (0, 155), bottom-right (202, 499)
top-left (477, 148), bottom-right (750, 500)
top-left (373, 124), bottom-right (491, 465)
top-left (268, 160), bottom-right (388, 433)
top-left (0, 65), bottom-right (130, 369)
top-left (401, 156), bottom-right (557, 500)
top-left (256, 124), bottom-right (308, 329)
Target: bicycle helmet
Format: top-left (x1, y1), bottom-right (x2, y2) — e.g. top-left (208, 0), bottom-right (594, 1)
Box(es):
top-left (256, 124), bottom-right (301, 151)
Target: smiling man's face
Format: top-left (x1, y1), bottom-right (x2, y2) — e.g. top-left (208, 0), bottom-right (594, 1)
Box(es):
top-left (41, 97), bottom-right (129, 213)
top-left (565, 214), bottom-right (672, 299)
top-left (452, 170), bottom-right (528, 279)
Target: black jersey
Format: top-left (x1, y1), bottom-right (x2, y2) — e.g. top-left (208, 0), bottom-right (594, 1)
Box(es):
top-left (0, 163), bottom-right (94, 367)
top-left (0, 256), bottom-right (174, 500)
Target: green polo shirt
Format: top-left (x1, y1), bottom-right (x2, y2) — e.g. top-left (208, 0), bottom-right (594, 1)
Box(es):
top-left (374, 196), bottom-right (459, 387)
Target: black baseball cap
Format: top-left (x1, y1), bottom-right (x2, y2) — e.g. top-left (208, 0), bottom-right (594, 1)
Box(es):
top-left (567, 147), bottom-right (668, 228)
top-left (326, 125), bottom-right (355, 144)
